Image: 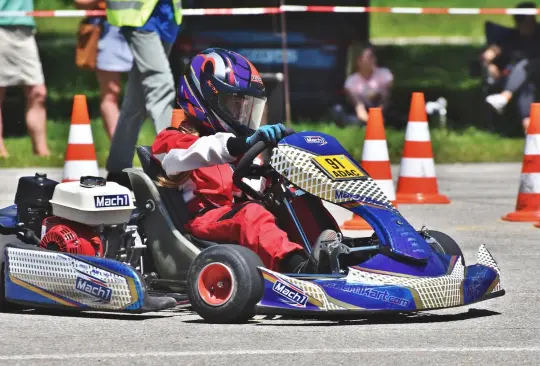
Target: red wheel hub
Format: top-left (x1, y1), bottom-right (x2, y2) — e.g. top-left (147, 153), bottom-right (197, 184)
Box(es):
top-left (197, 262), bottom-right (234, 306)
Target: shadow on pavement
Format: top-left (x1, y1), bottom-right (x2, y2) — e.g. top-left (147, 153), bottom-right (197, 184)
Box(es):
top-left (253, 308), bottom-right (501, 326)
top-left (181, 308), bottom-right (500, 326)
top-left (4, 306), bottom-right (191, 321)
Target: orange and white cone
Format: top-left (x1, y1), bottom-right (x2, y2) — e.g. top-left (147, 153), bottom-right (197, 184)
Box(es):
top-left (62, 95), bottom-right (99, 182)
top-left (503, 103), bottom-right (540, 222)
top-left (395, 92), bottom-right (450, 204)
top-left (342, 108), bottom-right (397, 230)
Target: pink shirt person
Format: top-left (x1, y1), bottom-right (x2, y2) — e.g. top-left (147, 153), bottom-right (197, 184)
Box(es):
top-left (344, 45), bottom-right (394, 123)
top-left (345, 67), bottom-right (393, 108)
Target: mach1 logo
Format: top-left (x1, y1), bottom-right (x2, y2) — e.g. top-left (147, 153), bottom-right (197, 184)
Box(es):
top-left (304, 136), bottom-right (327, 146)
top-left (335, 190), bottom-right (363, 201)
top-left (75, 277), bottom-right (113, 302)
top-left (272, 280), bottom-right (308, 307)
top-left (94, 194), bottom-right (130, 208)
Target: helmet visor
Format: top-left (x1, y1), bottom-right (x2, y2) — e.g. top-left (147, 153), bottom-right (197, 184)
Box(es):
top-left (218, 94), bottom-right (267, 130)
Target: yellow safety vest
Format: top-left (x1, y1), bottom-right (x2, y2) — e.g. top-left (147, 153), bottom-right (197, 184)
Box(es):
top-left (105, 0), bottom-right (182, 27)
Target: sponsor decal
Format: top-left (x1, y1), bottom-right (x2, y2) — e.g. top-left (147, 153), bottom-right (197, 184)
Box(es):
top-left (322, 282), bottom-right (410, 307)
top-left (94, 194), bottom-right (130, 208)
top-left (251, 74), bottom-right (263, 84)
top-left (304, 136), bottom-right (327, 146)
top-left (75, 276), bottom-right (113, 302)
top-left (206, 80), bottom-right (219, 94)
top-left (272, 280), bottom-right (308, 308)
top-left (335, 190), bottom-right (363, 201)
top-left (72, 260), bottom-right (114, 282)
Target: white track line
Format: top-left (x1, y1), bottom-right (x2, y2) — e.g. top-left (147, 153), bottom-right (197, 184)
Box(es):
top-left (1, 347), bottom-right (539, 360)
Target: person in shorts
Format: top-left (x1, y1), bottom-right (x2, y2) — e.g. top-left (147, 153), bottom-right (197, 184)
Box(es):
top-left (0, 0), bottom-right (50, 157)
top-left (75, 0), bottom-right (134, 139)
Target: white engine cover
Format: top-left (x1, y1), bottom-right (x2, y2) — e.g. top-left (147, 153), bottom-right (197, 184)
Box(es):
top-left (49, 181), bottom-right (136, 226)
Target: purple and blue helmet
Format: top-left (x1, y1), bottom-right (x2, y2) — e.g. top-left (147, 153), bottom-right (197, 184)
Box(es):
top-left (177, 48), bottom-right (267, 136)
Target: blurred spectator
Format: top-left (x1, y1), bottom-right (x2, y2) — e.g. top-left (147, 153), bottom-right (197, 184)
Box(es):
top-left (0, 0), bottom-right (49, 158)
top-left (104, 0), bottom-right (183, 188)
top-left (74, 0), bottom-right (133, 140)
top-left (483, 2), bottom-right (540, 132)
top-left (330, 44), bottom-right (393, 127)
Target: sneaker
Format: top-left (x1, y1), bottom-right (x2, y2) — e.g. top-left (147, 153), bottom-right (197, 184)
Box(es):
top-left (292, 230), bottom-right (344, 274)
top-left (312, 229), bottom-right (340, 262)
top-left (486, 93), bottom-right (509, 114)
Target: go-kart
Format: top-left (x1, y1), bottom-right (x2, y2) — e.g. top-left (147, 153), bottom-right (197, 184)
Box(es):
top-left (0, 131), bottom-right (505, 323)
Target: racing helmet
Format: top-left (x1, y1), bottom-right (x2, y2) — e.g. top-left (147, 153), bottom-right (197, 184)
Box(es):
top-left (177, 48), bottom-right (267, 136)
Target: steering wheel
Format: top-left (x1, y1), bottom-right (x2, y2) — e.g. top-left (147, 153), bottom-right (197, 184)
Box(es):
top-left (232, 141), bottom-right (271, 201)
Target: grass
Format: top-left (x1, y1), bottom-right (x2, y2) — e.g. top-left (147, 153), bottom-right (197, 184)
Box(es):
top-left (0, 120), bottom-right (156, 169)
top-left (370, 0), bottom-right (519, 39)
top-left (32, 0), bottom-right (522, 39)
top-left (0, 120), bottom-right (525, 168)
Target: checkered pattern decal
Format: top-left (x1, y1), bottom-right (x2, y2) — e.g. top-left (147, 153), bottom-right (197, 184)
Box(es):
top-left (261, 269), bottom-right (347, 310)
top-left (476, 244), bottom-right (502, 293)
top-left (260, 245), bottom-right (501, 312)
top-left (6, 248), bottom-right (135, 310)
top-left (271, 144), bottom-right (395, 210)
top-left (347, 260), bottom-right (465, 309)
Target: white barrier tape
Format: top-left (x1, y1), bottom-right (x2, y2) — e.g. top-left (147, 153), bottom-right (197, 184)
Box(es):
top-left (399, 158), bottom-right (436, 178)
top-left (390, 8), bottom-right (423, 14)
top-left (448, 8), bottom-right (481, 15)
top-left (3, 7), bottom-right (540, 17)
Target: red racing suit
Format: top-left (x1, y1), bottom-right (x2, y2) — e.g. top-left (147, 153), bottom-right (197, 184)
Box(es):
top-left (151, 127), bottom-right (303, 271)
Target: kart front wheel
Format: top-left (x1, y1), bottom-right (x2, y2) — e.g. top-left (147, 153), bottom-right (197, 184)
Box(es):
top-left (187, 244), bottom-right (265, 324)
top-left (425, 230), bottom-right (465, 265)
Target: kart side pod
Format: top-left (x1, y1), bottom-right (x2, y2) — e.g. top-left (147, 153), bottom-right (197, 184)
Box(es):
top-left (255, 244), bottom-right (504, 315)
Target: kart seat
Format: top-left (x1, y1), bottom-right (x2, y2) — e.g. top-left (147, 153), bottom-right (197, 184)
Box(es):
top-left (134, 145), bottom-right (220, 249)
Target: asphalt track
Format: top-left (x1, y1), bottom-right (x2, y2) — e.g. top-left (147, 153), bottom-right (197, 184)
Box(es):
top-left (0, 164), bottom-right (538, 365)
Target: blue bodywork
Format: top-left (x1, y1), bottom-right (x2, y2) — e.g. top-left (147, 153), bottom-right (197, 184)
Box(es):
top-left (254, 131), bottom-right (504, 314)
top-left (2, 246), bottom-right (148, 312)
top-left (0, 205), bottom-right (17, 229)
top-left (280, 132), bottom-right (436, 266)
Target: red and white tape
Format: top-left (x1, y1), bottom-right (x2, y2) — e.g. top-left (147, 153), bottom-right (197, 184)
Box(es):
top-left (1, 6), bottom-right (539, 17)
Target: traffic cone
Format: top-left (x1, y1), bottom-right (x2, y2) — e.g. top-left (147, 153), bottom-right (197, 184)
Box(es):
top-left (503, 103), bottom-right (540, 222)
top-left (395, 92), bottom-right (450, 204)
top-left (342, 108), bottom-right (397, 230)
top-left (170, 108), bottom-right (185, 128)
top-left (62, 95), bottom-right (99, 182)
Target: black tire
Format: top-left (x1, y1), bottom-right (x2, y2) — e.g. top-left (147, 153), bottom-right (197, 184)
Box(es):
top-left (186, 245), bottom-right (265, 324)
top-left (425, 230), bottom-right (465, 265)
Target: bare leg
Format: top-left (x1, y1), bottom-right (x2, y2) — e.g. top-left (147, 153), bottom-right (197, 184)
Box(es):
top-left (24, 84), bottom-right (49, 156)
top-left (97, 70), bottom-right (123, 140)
top-left (0, 87), bottom-right (7, 157)
top-left (486, 59), bottom-right (528, 113)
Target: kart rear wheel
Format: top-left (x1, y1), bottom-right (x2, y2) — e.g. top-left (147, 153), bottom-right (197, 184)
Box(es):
top-left (425, 230), bottom-right (465, 265)
top-left (187, 244), bottom-right (264, 324)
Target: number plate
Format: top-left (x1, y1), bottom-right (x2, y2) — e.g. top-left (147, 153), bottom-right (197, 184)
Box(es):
top-left (311, 155), bottom-right (366, 181)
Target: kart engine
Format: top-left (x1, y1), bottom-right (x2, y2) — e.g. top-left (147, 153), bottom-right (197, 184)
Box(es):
top-left (15, 174), bottom-right (145, 270)
top-left (40, 216), bottom-right (104, 257)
